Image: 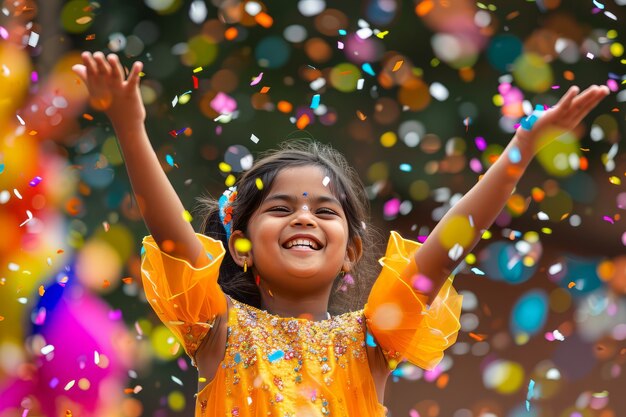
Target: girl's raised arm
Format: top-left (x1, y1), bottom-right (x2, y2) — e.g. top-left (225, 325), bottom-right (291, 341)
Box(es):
top-left (411, 85), bottom-right (610, 304)
top-left (73, 52), bottom-right (208, 267)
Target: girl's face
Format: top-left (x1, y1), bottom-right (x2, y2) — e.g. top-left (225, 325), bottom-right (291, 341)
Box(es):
top-left (237, 165), bottom-right (354, 296)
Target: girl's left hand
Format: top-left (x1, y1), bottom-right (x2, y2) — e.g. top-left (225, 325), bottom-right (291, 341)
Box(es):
top-left (516, 84), bottom-right (610, 153)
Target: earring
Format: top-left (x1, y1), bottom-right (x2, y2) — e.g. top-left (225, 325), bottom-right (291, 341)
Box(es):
top-left (243, 259), bottom-right (248, 273)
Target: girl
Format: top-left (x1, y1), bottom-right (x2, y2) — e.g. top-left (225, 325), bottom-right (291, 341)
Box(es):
top-left (72, 52), bottom-right (609, 416)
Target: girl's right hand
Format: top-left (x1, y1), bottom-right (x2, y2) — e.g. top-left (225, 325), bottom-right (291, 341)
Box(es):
top-left (72, 52), bottom-right (145, 126)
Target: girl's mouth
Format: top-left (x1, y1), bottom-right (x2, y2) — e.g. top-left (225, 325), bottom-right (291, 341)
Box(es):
top-left (282, 237), bottom-right (321, 250)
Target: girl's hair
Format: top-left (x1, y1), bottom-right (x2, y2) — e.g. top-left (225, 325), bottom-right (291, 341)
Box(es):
top-left (196, 139), bottom-right (381, 315)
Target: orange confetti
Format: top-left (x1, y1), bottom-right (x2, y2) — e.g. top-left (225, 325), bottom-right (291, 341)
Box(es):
top-left (122, 277), bottom-right (134, 285)
top-left (0, 316), bottom-right (4, 321)
top-left (76, 16), bottom-right (92, 25)
top-left (392, 60), bottom-right (404, 72)
top-left (277, 101), bottom-right (292, 113)
top-left (65, 410), bottom-right (72, 417)
top-left (531, 187), bottom-right (545, 202)
top-left (161, 240), bottom-right (175, 253)
top-left (568, 281), bottom-right (576, 289)
top-left (563, 70), bottom-right (575, 81)
top-left (436, 373), bottom-right (450, 389)
top-left (260, 86), bottom-right (270, 94)
top-left (224, 27), bottom-right (238, 41)
top-left (85, 34), bottom-right (95, 41)
top-left (579, 156), bottom-right (588, 171)
top-left (255, 12), bottom-right (273, 28)
top-left (65, 197), bottom-right (82, 216)
top-left (124, 388), bottom-right (134, 394)
top-left (469, 332), bottom-right (487, 341)
top-left (296, 114), bottom-right (310, 130)
top-left (102, 279), bottom-right (110, 289)
top-left (506, 11), bottom-right (520, 20)
top-left (415, 0), bottom-right (434, 16)
top-left (57, 249), bottom-right (65, 254)
top-left (356, 110), bottom-right (367, 120)
top-left (83, 113), bottom-right (94, 121)
top-left (39, 285), bottom-right (45, 296)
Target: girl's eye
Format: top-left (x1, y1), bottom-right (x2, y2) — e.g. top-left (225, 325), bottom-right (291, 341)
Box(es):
top-left (316, 208), bottom-right (337, 215)
top-left (268, 206), bottom-right (290, 212)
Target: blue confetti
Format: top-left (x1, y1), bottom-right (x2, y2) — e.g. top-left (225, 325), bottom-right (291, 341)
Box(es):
top-left (471, 267), bottom-right (485, 275)
top-left (361, 63), bottom-right (375, 76)
top-left (366, 332), bottom-right (377, 347)
top-left (234, 352), bottom-right (241, 364)
top-left (165, 154), bottom-right (175, 167)
top-left (268, 350), bottom-right (284, 363)
top-left (508, 145), bottom-right (522, 164)
top-left (0, 164), bottom-right (4, 174)
top-left (29, 176), bottom-right (43, 187)
top-left (521, 105), bottom-right (545, 131)
top-left (310, 94), bottom-right (320, 109)
top-left (399, 163), bottom-right (412, 172)
top-left (526, 379), bottom-right (535, 411)
top-left (338, 29), bottom-right (347, 36)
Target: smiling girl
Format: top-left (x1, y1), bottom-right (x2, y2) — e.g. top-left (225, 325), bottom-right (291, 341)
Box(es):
top-left (72, 51), bottom-right (609, 416)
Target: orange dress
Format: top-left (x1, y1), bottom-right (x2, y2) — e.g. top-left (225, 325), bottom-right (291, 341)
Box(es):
top-left (141, 231), bottom-right (462, 417)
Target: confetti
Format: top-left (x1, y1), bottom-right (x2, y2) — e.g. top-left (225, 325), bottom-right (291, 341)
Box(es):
top-left (361, 63), bottom-right (375, 76)
top-left (235, 238), bottom-right (252, 252)
top-left (250, 133), bottom-right (260, 143)
top-left (250, 72), bottom-right (264, 86)
top-left (296, 114), bottom-right (310, 129)
top-left (171, 375), bottom-right (183, 386)
top-left (392, 60), bottom-right (404, 72)
top-left (322, 176), bottom-right (330, 187)
top-left (310, 94), bottom-right (321, 109)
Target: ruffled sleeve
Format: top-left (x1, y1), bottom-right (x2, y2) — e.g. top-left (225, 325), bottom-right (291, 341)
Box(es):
top-left (364, 231), bottom-right (462, 371)
top-left (141, 233), bottom-right (227, 364)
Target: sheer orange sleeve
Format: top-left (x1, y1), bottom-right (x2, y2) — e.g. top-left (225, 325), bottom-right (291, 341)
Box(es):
top-left (141, 233), bottom-right (227, 365)
top-left (364, 231), bottom-right (462, 371)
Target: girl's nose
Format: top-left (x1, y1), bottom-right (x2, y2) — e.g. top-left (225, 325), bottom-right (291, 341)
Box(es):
top-left (290, 208), bottom-right (317, 227)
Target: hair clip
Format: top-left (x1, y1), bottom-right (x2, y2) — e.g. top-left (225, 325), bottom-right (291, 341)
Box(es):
top-left (218, 186), bottom-right (238, 241)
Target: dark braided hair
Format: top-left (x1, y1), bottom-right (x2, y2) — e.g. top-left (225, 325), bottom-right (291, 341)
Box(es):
top-left (196, 140), bottom-right (381, 315)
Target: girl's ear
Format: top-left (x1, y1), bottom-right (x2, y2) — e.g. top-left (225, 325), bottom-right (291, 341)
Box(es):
top-left (343, 236), bottom-right (363, 273)
top-left (228, 230), bottom-right (253, 269)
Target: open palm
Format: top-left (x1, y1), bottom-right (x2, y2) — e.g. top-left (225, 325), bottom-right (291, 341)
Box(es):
top-left (72, 52), bottom-right (145, 125)
top-left (517, 85), bottom-right (609, 152)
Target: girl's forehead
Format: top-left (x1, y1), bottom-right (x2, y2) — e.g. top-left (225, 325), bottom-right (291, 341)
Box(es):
top-left (269, 165), bottom-right (334, 194)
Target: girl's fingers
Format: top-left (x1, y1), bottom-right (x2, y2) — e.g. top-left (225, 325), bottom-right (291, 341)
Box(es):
top-left (127, 61), bottom-right (143, 87)
top-left (107, 54), bottom-right (124, 81)
top-left (71, 64), bottom-right (87, 82)
top-left (554, 85), bottom-right (580, 110)
top-left (81, 51), bottom-right (97, 76)
top-left (567, 87), bottom-right (609, 124)
top-left (93, 51), bottom-right (112, 76)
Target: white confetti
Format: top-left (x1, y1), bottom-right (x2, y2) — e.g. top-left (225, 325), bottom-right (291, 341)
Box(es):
top-left (19, 210), bottom-right (33, 227)
top-left (171, 95), bottom-right (178, 107)
top-left (586, 52), bottom-right (594, 59)
top-left (357, 78), bottom-right (365, 90)
top-left (16, 114), bottom-right (25, 125)
top-left (94, 351), bottom-right (100, 365)
top-left (337, 41), bottom-right (344, 49)
top-left (322, 176), bottom-right (330, 187)
top-left (28, 31), bottom-right (39, 47)
top-left (171, 375), bottom-right (183, 386)
top-left (41, 345), bottom-right (55, 355)
top-left (0, 190), bottom-right (10, 204)
top-left (64, 380), bottom-right (75, 391)
top-left (604, 10), bottom-right (617, 20)
top-left (471, 267), bottom-right (485, 275)
top-left (552, 330), bottom-right (565, 341)
top-left (448, 243), bottom-right (464, 261)
top-left (13, 189), bottom-right (22, 199)
top-left (548, 262), bottom-right (563, 276)
top-left (250, 133), bottom-right (260, 144)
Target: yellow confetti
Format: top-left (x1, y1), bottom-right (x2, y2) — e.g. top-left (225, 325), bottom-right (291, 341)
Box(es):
top-left (225, 174), bottom-right (236, 187)
top-left (609, 176), bottom-right (621, 185)
top-left (234, 238), bottom-right (252, 253)
top-left (376, 30), bottom-right (389, 39)
top-left (219, 162), bottom-right (232, 173)
top-left (541, 227), bottom-right (552, 235)
top-left (392, 60), bottom-right (404, 72)
top-left (198, 377), bottom-right (207, 383)
top-left (182, 210), bottom-right (193, 222)
top-left (255, 178), bottom-right (264, 190)
top-left (38, 285), bottom-right (45, 296)
top-left (193, 67), bottom-right (203, 73)
top-left (481, 230), bottom-right (492, 239)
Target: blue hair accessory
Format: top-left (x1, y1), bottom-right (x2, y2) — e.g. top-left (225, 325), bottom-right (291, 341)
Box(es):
top-left (520, 104), bottom-right (546, 131)
top-left (218, 186), bottom-right (238, 241)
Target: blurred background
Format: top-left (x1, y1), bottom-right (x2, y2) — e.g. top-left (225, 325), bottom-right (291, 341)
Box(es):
top-left (0, 0), bottom-right (625, 416)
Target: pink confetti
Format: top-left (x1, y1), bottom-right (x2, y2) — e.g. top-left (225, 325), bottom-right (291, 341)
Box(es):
top-left (250, 72), bottom-right (263, 86)
top-left (607, 79), bottom-right (618, 92)
top-left (383, 198), bottom-right (401, 218)
top-left (474, 136), bottom-right (487, 151)
top-left (603, 216), bottom-right (614, 224)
